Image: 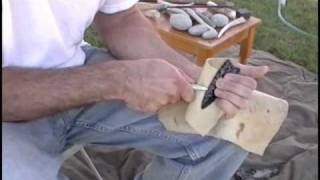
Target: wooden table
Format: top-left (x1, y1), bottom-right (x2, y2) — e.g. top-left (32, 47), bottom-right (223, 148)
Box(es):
top-left (148, 13), bottom-right (261, 66)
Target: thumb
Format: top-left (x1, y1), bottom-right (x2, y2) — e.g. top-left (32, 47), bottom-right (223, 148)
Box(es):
top-left (171, 66), bottom-right (194, 102)
top-left (179, 81), bottom-right (194, 102)
top-left (176, 70), bottom-right (194, 102)
top-left (177, 68), bottom-right (195, 84)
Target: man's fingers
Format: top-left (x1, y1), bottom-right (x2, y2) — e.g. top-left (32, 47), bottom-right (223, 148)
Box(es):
top-left (169, 95), bottom-right (180, 104)
top-left (237, 64), bottom-right (269, 79)
top-left (215, 99), bottom-right (239, 117)
top-left (177, 78), bottom-right (194, 102)
top-left (177, 68), bottom-right (195, 83)
top-left (147, 103), bottom-right (161, 113)
top-left (216, 78), bottom-right (253, 98)
top-left (180, 84), bottom-right (194, 102)
top-left (167, 88), bottom-right (180, 104)
top-left (223, 74), bottom-right (257, 90)
top-left (215, 89), bottom-right (249, 109)
top-left (173, 68), bottom-right (194, 102)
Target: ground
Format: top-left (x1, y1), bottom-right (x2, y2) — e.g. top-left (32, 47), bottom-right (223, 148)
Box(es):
top-left (85, 0), bottom-right (318, 72)
top-left (233, 0), bottom-right (318, 73)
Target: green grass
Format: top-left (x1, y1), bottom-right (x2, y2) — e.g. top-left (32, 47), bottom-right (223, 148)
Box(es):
top-left (233, 0), bottom-right (318, 73)
top-left (85, 0), bottom-right (318, 73)
top-left (85, 28), bottom-right (104, 48)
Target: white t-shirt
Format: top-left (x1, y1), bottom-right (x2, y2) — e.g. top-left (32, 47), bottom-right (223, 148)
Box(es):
top-left (2, 0), bottom-right (138, 68)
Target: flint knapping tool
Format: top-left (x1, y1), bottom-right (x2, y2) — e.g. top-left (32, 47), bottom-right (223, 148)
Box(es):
top-left (191, 84), bottom-right (208, 91)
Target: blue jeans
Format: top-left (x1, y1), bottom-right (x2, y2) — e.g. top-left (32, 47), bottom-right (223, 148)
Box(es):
top-left (2, 46), bottom-right (248, 180)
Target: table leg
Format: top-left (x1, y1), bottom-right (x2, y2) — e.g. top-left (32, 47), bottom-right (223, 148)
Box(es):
top-left (239, 26), bottom-right (257, 64)
top-left (196, 50), bottom-right (213, 66)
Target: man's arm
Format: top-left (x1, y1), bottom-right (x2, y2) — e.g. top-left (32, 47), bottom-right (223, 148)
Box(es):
top-left (93, 5), bottom-right (269, 117)
top-left (3, 59), bottom-right (194, 122)
top-left (93, 6), bottom-right (201, 80)
top-left (2, 62), bottom-right (126, 121)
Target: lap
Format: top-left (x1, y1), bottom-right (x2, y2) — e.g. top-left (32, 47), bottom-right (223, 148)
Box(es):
top-left (2, 118), bottom-right (66, 180)
top-left (2, 99), bottom-right (246, 180)
top-left (63, 100), bottom-right (244, 161)
top-left (61, 100), bottom-right (247, 180)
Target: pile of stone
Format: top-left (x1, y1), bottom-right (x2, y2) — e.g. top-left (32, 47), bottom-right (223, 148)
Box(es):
top-left (168, 8), bottom-right (230, 39)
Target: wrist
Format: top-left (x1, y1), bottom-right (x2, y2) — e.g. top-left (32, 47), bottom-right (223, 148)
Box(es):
top-left (87, 61), bottom-right (128, 102)
top-left (166, 55), bottom-right (201, 80)
top-left (182, 62), bottom-right (201, 80)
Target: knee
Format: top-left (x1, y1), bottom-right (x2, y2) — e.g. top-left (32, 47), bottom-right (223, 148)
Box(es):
top-left (3, 123), bottom-right (60, 180)
top-left (180, 136), bottom-right (248, 163)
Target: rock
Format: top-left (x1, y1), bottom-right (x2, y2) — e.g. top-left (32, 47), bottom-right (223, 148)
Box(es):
top-left (165, 0), bottom-right (193, 3)
top-left (211, 14), bottom-right (229, 27)
top-left (188, 24), bottom-right (209, 36)
top-left (202, 29), bottom-right (218, 39)
top-left (166, 8), bottom-right (188, 16)
top-left (169, 14), bottom-right (193, 31)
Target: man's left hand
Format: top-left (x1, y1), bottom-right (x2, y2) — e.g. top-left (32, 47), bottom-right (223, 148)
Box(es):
top-left (214, 64), bottom-right (269, 118)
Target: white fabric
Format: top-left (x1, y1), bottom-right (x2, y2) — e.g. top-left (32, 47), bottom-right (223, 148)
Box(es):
top-left (2, 0), bottom-right (138, 68)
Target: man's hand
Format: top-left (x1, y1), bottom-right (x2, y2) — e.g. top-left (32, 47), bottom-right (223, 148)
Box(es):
top-left (214, 64), bottom-right (269, 118)
top-left (121, 59), bottom-right (194, 113)
top-left (93, 6), bottom-right (202, 82)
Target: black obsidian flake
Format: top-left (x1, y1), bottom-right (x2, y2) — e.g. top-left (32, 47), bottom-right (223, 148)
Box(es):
top-left (201, 59), bottom-right (240, 109)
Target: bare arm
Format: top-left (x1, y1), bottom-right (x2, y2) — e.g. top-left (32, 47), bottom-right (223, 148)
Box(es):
top-left (3, 59), bottom-right (195, 122)
top-left (93, 6), bottom-right (201, 80)
top-left (2, 62), bottom-right (126, 122)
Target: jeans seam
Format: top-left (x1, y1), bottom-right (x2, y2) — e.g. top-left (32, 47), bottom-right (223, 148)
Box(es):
top-left (55, 117), bottom-right (68, 152)
top-left (120, 126), bottom-right (202, 161)
top-left (73, 121), bottom-right (200, 160)
top-left (74, 121), bottom-right (186, 144)
top-left (120, 125), bottom-right (186, 144)
top-left (178, 165), bottom-right (191, 180)
top-left (214, 145), bottom-right (240, 165)
top-left (73, 121), bottom-right (114, 132)
top-left (185, 144), bottom-right (200, 160)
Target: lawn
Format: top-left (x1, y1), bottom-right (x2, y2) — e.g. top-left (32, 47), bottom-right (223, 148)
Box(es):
top-left (85, 0), bottom-right (318, 73)
top-left (233, 0), bottom-right (318, 73)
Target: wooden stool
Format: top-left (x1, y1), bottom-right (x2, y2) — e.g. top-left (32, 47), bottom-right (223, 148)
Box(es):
top-left (145, 8), bottom-right (261, 66)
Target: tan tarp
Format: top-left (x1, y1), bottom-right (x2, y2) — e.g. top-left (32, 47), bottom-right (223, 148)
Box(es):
top-left (61, 47), bottom-right (318, 180)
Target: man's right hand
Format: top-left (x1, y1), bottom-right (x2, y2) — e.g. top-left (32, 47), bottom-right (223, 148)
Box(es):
top-left (120, 59), bottom-right (194, 113)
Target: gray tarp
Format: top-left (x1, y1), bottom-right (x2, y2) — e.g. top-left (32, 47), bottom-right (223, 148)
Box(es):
top-left (61, 46), bottom-right (318, 180)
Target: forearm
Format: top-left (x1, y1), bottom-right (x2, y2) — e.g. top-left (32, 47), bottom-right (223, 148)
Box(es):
top-left (2, 62), bottom-right (126, 122)
top-left (93, 6), bottom-right (201, 79)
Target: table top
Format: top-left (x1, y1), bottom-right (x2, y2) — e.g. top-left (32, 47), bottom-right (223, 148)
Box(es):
top-left (148, 13), bottom-right (261, 49)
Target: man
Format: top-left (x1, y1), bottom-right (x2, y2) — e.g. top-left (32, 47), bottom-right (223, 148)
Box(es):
top-left (2, 0), bottom-right (268, 180)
